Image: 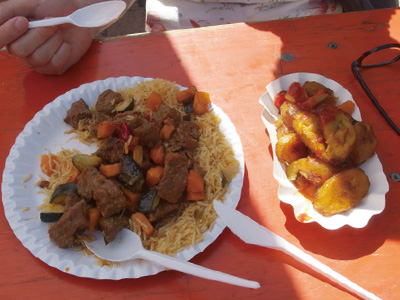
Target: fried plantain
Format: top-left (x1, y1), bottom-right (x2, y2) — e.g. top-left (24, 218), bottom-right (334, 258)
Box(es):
top-left (290, 174), bottom-right (319, 200)
top-left (286, 156), bottom-right (338, 186)
top-left (275, 115), bottom-right (295, 140)
top-left (276, 133), bottom-right (309, 165)
top-left (313, 168), bottom-right (370, 216)
top-left (351, 121), bottom-right (378, 165)
top-left (303, 81), bottom-right (338, 106)
top-left (315, 103), bottom-right (356, 165)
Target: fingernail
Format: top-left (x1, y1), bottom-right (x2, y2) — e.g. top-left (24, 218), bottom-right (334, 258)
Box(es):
top-left (14, 17), bottom-right (27, 31)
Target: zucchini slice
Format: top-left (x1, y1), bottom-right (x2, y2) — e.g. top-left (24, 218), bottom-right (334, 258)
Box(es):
top-left (40, 204), bottom-right (64, 223)
top-left (115, 97), bottom-right (134, 112)
top-left (49, 182), bottom-right (77, 205)
top-left (72, 154), bottom-right (102, 171)
top-left (138, 189), bottom-right (160, 212)
top-left (119, 155), bottom-right (144, 188)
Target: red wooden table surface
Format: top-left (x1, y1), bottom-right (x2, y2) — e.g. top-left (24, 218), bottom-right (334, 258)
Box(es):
top-left (1, 8), bottom-right (400, 300)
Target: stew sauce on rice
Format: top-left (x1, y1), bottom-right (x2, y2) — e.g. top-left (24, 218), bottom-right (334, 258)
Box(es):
top-left (38, 79), bottom-right (239, 257)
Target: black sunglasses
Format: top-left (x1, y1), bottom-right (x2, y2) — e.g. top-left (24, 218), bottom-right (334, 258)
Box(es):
top-left (351, 43), bottom-right (400, 136)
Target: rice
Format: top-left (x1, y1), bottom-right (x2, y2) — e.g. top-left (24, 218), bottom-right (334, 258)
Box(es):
top-left (40, 79), bottom-right (239, 258)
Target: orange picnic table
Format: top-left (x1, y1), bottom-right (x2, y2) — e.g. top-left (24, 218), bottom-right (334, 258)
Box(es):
top-left (1, 7), bottom-right (399, 300)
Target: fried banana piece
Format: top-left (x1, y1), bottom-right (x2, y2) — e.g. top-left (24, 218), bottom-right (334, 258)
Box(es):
top-left (303, 81), bottom-right (338, 106)
top-left (291, 174), bottom-right (319, 200)
top-left (280, 101), bottom-right (327, 159)
top-left (316, 103), bottom-right (356, 165)
top-left (286, 156), bottom-right (338, 186)
top-left (275, 115), bottom-right (295, 140)
top-left (303, 81), bottom-right (334, 97)
top-left (276, 133), bottom-right (308, 164)
top-left (351, 121), bottom-right (378, 165)
top-left (313, 168), bottom-right (370, 216)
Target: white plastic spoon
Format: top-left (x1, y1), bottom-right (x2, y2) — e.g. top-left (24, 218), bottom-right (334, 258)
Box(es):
top-left (28, 1), bottom-right (126, 29)
top-left (84, 228), bottom-right (260, 289)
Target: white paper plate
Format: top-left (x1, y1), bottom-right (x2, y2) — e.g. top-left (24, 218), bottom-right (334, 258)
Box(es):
top-left (259, 72), bottom-right (389, 230)
top-left (1, 76), bottom-right (244, 279)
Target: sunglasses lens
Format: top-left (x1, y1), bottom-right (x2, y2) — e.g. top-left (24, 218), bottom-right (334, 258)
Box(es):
top-left (360, 46), bottom-right (400, 67)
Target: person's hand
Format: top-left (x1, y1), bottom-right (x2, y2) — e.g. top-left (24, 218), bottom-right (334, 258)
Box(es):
top-left (0, 0), bottom-right (97, 75)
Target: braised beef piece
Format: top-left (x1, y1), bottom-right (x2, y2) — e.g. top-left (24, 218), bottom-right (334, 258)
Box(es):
top-left (152, 105), bottom-right (182, 127)
top-left (88, 121), bottom-right (99, 138)
top-left (114, 111), bottom-right (144, 127)
top-left (93, 180), bottom-right (126, 218)
top-left (157, 153), bottom-right (188, 203)
top-left (64, 99), bottom-right (92, 129)
top-left (141, 148), bottom-right (153, 171)
top-left (99, 214), bottom-right (129, 243)
top-left (166, 121), bottom-right (201, 155)
top-left (48, 199), bottom-right (89, 248)
top-left (95, 89), bottom-right (123, 122)
top-left (64, 193), bottom-right (82, 212)
top-left (152, 202), bottom-right (189, 229)
top-left (146, 200), bottom-right (183, 223)
top-left (132, 120), bottom-right (160, 148)
top-left (95, 137), bottom-right (124, 163)
top-left (77, 167), bottom-right (106, 199)
top-left (178, 121), bottom-right (201, 151)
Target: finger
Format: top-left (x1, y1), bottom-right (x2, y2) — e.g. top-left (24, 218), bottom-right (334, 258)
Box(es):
top-left (31, 42), bottom-right (72, 75)
top-left (0, 0), bottom-right (39, 24)
top-left (7, 25), bottom-right (58, 58)
top-left (0, 16), bottom-right (28, 48)
top-left (24, 29), bottom-right (64, 67)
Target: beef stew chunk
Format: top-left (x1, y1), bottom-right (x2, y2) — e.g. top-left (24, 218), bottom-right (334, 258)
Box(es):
top-left (93, 180), bottom-right (126, 218)
top-left (132, 120), bottom-right (160, 148)
top-left (95, 137), bottom-right (125, 163)
top-left (95, 89), bottom-right (123, 122)
top-left (152, 105), bottom-right (182, 127)
top-left (76, 167), bottom-right (106, 199)
top-left (64, 99), bottom-right (92, 129)
top-left (157, 153), bottom-right (189, 203)
top-left (99, 214), bottom-right (129, 243)
top-left (48, 199), bottom-right (89, 248)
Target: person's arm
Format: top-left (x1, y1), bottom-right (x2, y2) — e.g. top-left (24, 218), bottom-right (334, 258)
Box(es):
top-left (0, 0), bottom-right (135, 75)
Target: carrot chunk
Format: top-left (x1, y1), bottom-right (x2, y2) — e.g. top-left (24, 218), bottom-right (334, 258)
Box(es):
top-left (132, 212), bottom-right (154, 235)
top-left (176, 87), bottom-right (196, 103)
top-left (88, 207), bottom-right (100, 233)
top-left (97, 120), bottom-right (116, 139)
top-left (186, 191), bottom-right (205, 201)
top-left (337, 100), bottom-right (355, 115)
top-left (100, 162), bottom-right (122, 177)
top-left (150, 144), bottom-right (164, 165)
top-left (146, 166), bottom-right (164, 187)
top-left (159, 124), bottom-right (175, 140)
top-left (122, 187), bottom-right (140, 211)
top-left (193, 91), bottom-right (211, 115)
top-left (63, 162), bottom-right (80, 182)
top-left (122, 187), bottom-right (141, 211)
top-left (146, 91), bottom-right (163, 112)
top-left (40, 154), bottom-right (58, 176)
top-left (187, 169), bottom-right (204, 193)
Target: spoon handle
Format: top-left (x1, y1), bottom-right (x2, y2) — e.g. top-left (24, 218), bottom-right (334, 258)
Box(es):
top-left (274, 237), bottom-right (381, 300)
top-left (28, 16), bottom-right (71, 28)
top-left (138, 249), bottom-right (260, 289)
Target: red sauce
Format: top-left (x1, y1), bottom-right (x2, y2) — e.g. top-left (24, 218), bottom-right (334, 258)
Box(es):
top-left (297, 213), bottom-right (312, 223)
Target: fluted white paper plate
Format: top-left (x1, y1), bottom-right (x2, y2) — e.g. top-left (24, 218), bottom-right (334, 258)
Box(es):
top-left (259, 73), bottom-right (389, 230)
top-left (1, 76), bottom-right (244, 279)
